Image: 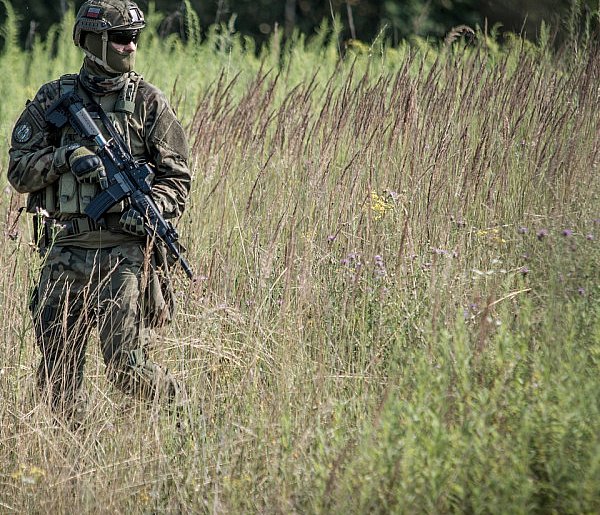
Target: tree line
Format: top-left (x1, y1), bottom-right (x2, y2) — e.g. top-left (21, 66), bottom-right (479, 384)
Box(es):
top-left (7, 0), bottom-right (599, 48)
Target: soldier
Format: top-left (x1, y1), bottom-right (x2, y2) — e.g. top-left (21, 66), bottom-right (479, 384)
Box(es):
top-left (8, 0), bottom-right (191, 426)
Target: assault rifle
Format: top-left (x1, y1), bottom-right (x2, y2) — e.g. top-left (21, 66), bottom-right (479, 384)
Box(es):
top-left (45, 91), bottom-right (193, 279)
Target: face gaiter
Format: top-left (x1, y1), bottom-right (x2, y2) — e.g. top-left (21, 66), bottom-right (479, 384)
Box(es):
top-left (83, 32), bottom-right (136, 75)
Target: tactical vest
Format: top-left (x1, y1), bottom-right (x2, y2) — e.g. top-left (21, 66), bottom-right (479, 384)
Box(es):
top-left (44, 73), bottom-right (141, 217)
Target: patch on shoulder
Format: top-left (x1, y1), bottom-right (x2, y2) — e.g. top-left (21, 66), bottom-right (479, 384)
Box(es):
top-left (14, 122), bottom-right (33, 144)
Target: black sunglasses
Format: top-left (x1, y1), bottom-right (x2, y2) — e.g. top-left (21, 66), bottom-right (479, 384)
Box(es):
top-left (108, 30), bottom-right (140, 45)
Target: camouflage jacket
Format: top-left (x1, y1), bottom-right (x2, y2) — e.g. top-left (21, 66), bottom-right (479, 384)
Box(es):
top-left (8, 72), bottom-right (191, 248)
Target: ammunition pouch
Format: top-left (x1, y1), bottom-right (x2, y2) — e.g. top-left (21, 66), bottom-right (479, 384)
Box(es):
top-left (57, 173), bottom-right (124, 215)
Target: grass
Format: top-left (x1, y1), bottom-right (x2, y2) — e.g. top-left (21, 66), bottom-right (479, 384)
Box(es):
top-left (0, 4), bottom-right (599, 513)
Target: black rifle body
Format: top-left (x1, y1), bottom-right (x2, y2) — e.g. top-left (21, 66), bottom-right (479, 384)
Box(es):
top-left (45, 91), bottom-right (193, 279)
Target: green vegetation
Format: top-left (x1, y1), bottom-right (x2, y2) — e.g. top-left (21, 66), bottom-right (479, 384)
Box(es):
top-left (6, 0), bottom-right (600, 49)
top-left (0, 7), bottom-right (599, 514)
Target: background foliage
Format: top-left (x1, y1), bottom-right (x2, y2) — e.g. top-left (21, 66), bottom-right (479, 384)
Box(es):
top-left (6, 0), bottom-right (600, 48)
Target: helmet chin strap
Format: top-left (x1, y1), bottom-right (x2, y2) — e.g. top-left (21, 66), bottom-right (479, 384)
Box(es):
top-left (82, 31), bottom-right (121, 75)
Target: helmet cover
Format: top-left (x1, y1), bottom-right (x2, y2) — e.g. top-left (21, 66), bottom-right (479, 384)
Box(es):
top-left (73, 0), bottom-right (145, 47)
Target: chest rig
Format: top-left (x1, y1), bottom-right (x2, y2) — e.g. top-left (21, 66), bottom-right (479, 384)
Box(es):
top-left (47, 73), bottom-right (141, 216)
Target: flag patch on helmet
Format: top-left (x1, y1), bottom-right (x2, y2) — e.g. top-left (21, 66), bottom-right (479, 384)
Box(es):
top-left (86, 7), bottom-right (102, 18)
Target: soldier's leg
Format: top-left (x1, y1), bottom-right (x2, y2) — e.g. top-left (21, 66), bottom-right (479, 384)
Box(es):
top-left (32, 247), bottom-right (91, 416)
top-left (98, 244), bottom-right (181, 405)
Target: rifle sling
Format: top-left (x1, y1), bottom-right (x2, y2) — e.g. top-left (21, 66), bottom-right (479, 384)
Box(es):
top-left (89, 97), bottom-right (130, 150)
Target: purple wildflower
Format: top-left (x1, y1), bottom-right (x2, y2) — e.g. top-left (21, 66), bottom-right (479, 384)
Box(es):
top-left (537, 229), bottom-right (549, 240)
top-left (519, 266), bottom-right (530, 275)
top-left (327, 234), bottom-right (336, 243)
top-left (578, 287), bottom-right (586, 296)
top-left (586, 234), bottom-right (594, 241)
top-left (518, 227), bottom-right (528, 234)
top-left (562, 229), bottom-right (573, 237)
top-left (373, 255), bottom-right (386, 278)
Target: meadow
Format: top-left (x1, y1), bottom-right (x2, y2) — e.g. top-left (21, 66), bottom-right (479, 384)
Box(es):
top-left (0, 3), bottom-right (599, 513)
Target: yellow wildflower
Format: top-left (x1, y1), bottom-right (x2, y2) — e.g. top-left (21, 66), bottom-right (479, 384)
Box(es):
top-left (369, 191), bottom-right (394, 220)
top-left (11, 465), bottom-right (46, 485)
top-left (476, 227), bottom-right (507, 245)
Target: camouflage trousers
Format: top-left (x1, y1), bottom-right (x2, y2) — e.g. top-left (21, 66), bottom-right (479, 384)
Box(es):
top-left (30, 242), bottom-right (180, 418)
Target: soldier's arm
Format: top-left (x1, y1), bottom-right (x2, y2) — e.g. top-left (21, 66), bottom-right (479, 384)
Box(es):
top-left (141, 86), bottom-right (191, 219)
top-left (8, 83), bottom-right (72, 194)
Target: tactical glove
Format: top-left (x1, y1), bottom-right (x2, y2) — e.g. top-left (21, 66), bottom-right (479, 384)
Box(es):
top-left (68, 146), bottom-right (105, 183)
top-left (119, 208), bottom-right (147, 236)
top-left (53, 144), bottom-right (80, 174)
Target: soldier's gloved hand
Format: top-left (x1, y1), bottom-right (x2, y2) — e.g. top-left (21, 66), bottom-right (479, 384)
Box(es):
top-left (68, 146), bottom-right (105, 183)
top-left (119, 208), bottom-right (147, 236)
top-left (53, 144), bottom-right (80, 175)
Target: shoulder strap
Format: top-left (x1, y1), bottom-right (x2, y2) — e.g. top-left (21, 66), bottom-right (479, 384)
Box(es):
top-left (87, 95), bottom-right (129, 151)
top-left (115, 72), bottom-right (142, 115)
top-left (59, 73), bottom-right (93, 107)
top-left (59, 74), bottom-right (78, 96)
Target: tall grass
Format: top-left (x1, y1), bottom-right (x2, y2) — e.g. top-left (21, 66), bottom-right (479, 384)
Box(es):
top-left (0, 4), bottom-right (599, 513)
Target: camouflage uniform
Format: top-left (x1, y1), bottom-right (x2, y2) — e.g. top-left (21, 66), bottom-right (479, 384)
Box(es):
top-left (8, 0), bottom-right (191, 419)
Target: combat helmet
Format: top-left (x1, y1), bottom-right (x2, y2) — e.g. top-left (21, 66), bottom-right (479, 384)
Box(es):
top-left (74, 0), bottom-right (145, 74)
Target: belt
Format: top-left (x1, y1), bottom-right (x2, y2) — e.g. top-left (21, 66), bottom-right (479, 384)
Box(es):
top-left (45, 214), bottom-right (124, 237)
